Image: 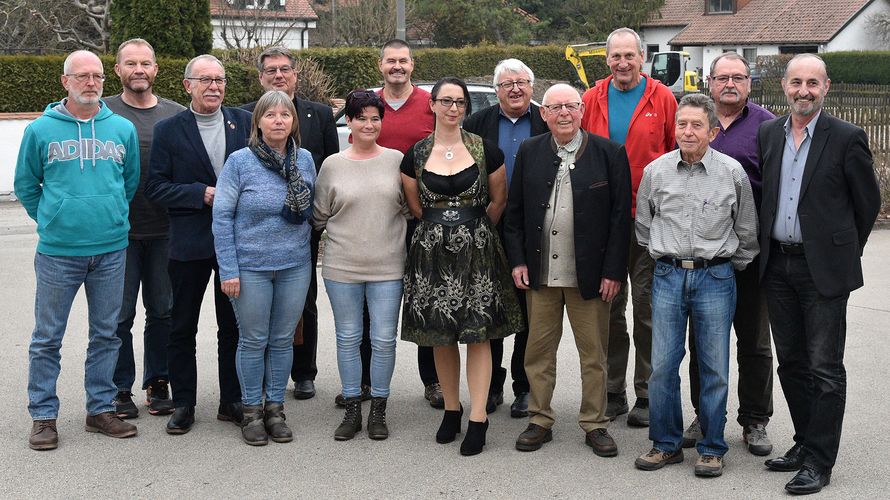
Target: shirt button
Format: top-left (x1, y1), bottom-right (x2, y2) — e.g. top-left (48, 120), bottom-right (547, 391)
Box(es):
top-left (546, 204), bottom-right (551, 208)
top-left (552, 254), bottom-right (558, 259)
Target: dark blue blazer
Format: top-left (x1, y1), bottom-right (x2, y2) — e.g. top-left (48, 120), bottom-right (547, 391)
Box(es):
top-left (145, 106), bottom-right (252, 261)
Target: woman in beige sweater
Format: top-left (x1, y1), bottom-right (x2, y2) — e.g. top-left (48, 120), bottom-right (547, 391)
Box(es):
top-left (312, 90), bottom-right (409, 441)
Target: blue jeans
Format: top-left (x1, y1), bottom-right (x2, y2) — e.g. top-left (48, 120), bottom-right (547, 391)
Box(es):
top-left (114, 238), bottom-right (172, 391)
top-left (230, 264), bottom-right (311, 406)
top-left (649, 260), bottom-right (735, 457)
top-left (324, 279), bottom-right (402, 398)
top-left (28, 250), bottom-right (126, 419)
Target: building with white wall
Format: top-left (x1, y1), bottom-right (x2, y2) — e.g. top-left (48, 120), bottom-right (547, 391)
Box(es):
top-left (210, 0), bottom-right (318, 50)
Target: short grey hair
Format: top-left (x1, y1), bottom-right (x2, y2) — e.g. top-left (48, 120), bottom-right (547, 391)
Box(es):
top-left (249, 90), bottom-right (300, 149)
top-left (256, 46), bottom-right (296, 72)
top-left (492, 58), bottom-right (535, 87)
top-left (709, 52), bottom-right (750, 77)
top-left (542, 83), bottom-right (581, 105)
top-left (784, 53), bottom-right (829, 81)
top-left (63, 50), bottom-right (100, 74)
top-left (380, 39), bottom-right (412, 60)
top-left (115, 38), bottom-right (156, 64)
top-left (677, 93), bottom-right (718, 129)
top-left (184, 54), bottom-right (224, 79)
top-left (606, 27), bottom-right (643, 56)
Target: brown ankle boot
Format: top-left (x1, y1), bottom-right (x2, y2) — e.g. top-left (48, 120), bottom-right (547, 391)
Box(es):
top-left (264, 402), bottom-right (293, 443)
top-left (85, 412), bottom-right (137, 438)
top-left (241, 405), bottom-right (268, 446)
top-left (29, 419), bottom-right (58, 450)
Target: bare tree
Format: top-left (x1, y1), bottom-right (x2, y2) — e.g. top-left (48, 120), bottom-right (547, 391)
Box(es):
top-left (314, 0), bottom-right (414, 47)
top-left (867, 12), bottom-right (890, 45)
top-left (29, 0), bottom-right (110, 52)
top-left (216, 0), bottom-right (308, 49)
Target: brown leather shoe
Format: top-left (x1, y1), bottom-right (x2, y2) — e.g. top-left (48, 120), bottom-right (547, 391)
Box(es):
top-left (585, 428), bottom-right (618, 457)
top-left (29, 419), bottom-right (58, 450)
top-left (85, 411), bottom-right (137, 438)
top-left (515, 423), bottom-right (552, 451)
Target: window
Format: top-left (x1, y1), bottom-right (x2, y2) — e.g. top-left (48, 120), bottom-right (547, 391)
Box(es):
top-left (743, 48), bottom-right (757, 64)
top-left (707, 0), bottom-right (735, 13)
top-left (646, 44), bottom-right (659, 62)
top-left (778, 45), bottom-right (818, 54)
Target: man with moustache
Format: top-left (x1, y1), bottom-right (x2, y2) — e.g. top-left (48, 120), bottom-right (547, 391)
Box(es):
top-left (104, 38), bottom-right (185, 420)
top-left (145, 55), bottom-right (252, 434)
top-left (681, 52), bottom-right (776, 456)
top-left (758, 54), bottom-right (880, 494)
top-left (242, 46), bottom-right (338, 401)
top-left (16, 50), bottom-right (140, 450)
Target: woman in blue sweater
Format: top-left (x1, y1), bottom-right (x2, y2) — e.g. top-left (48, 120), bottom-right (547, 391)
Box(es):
top-left (213, 90), bottom-right (315, 446)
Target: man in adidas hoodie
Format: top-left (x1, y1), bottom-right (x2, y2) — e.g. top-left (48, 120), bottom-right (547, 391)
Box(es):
top-left (14, 50), bottom-right (140, 451)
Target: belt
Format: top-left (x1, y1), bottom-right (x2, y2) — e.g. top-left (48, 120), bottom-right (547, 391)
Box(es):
top-left (771, 239), bottom-right (805, 256)
top-left (658, 256), bottom-right (731, 270)
top-left (422, 206), bottom-right (486, 227)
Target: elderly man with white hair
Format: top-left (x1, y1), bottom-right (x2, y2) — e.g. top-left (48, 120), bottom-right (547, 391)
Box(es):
top-left (503, 83), bottom-right (632, 457)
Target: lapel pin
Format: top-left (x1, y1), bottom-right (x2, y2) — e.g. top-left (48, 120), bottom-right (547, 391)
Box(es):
top-left (228, 121), bottom-right (235, 129)
top-left (569, 163), bottom-right (575, 170)
top-left (307, 113), bottom-right (312, 118)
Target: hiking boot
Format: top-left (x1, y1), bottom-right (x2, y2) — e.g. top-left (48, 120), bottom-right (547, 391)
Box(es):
top-left (367, 397), bottom-right (389, 440)
top-left (145, 379), bottom-right (174, 416)
top-left (29, 419), bottom-right (58, 450)
top-left (695, 454), bottom-right (724, 477)
top-left (635, 447), bottom-right (684, 471)
top-left (424, 383), bottom-right (445, 409)
top-left (606, 392), bottom-right (629, 420)
top-left (241, 405), bottom-right (268, 446)
top-left (743, 424), bottom-right (773, 456)
top-left (335, 384), bottom-right (371, 407)
top-left (85, 411), bottom-right (137, 438)
top-left (263, 402), bottom-right (292, 443)
top-left (113, 391), bottom-right (139, 419)
top-left (585, 428), bottom-right (618, 457)
top-left (334, 397), bottom-right (363, 441)
top-left (627, 398), bottom-right (649, 427)
top-left (515, 423), bottom-right (552, 452)
top-left (683, 416), bottom-right (702, 448)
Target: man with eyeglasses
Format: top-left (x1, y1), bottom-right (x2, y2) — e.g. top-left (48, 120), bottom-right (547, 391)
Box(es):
top-left (103, 38), bottom-right (185, 421)
top-left (145, 54), bottom-right (252, 434)
top-left (16, 50), bottom-right (140, 450)
top-left (463, 58), bottom-right (547, 418)
top-left (580, 27), bottom-right (678, 428)
top-left (503, 84), bottom-right (631, 457)
top-left (241, 46), bottom-right (338, 402)
top-left (681, 52), bottom-right (776, 457)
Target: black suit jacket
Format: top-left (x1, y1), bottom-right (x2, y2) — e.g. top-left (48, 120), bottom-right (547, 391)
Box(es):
top-left (242, 96), bottom-right (338, 170)
top-left (462, 103), bottom-right (548, 144)
top-left (145, 106), bottom-right (252, 261)
top-left (503, 132), bottom-right (632, 299)
top-left (758, 112), bottom-right (881, 297)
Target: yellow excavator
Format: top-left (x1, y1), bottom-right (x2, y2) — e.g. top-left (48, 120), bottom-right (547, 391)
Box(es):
top-left (565, 43), bottom-right (700, 99)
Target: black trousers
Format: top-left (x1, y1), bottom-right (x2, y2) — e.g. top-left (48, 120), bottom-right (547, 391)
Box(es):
top-left (688, 257), bottom-right (774, 426)
top-left (490, 287), bottom-right (530, 396)
top-left (764, 249), bottom-right (848, 471)
top-left (167, 257), bottom-right (241, 407)
top-left (291, 229), bottom-right (321, 383)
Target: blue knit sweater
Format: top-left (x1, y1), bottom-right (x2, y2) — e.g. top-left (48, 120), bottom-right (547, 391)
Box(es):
top-left (212, 146), bottom-right (316, 281)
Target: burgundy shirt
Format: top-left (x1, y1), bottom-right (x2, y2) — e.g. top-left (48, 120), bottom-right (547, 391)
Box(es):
top-left (710, 100), bottom-right (775, 211)
top-left (376, 86), bottom-right (435, 154)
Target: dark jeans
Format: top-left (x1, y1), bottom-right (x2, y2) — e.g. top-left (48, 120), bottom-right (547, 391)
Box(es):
top-left (114, 238), bottom-right (172, 392)
top-left (688, 257), bottom-right (774, 427)
top-left (167, 257), bottom-right (241, 407)
top-left (764, 248), bottom-right (848, 471)
top-left (490, 288), bottom-right (530, 396)
top-left (291, 228), bottom-right (321, 383)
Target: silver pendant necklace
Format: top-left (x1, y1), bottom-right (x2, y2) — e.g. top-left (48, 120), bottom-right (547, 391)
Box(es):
top-left (444, 145), bottom-right (454, 160)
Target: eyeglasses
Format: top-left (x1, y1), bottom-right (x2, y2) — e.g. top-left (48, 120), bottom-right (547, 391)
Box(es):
top-left (262, 66), bottom-right (294, 76)
top-left (496, 79), bottom-right (531, 90)
top-left (541, 102), bottom-right (582, 113)
top-left (434, 97), bottom-right (467, 109)
top-left (187, 77), bottom-right (227, 86)
top-left (65, 73), bottom-right (105, 83)
top-left (711, 74), bottom-right (749, 84)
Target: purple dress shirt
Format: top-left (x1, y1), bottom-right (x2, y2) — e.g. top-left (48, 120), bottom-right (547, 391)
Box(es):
top-left (710, 100), bottom-right (775, 211)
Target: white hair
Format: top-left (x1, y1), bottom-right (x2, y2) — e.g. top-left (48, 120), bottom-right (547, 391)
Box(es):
top-left (184, 54), bottom-right (225, 79)
top-left (542, 83), bottom-right (581, 104)
top-left (606, 27), bottom-right (643, 55)
top-left (63, 50), bottom-right (100, 74)
top-left (492, 58), bottom-right (535, 87)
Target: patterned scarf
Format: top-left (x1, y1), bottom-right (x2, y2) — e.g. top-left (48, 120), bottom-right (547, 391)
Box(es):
top-left (250, 137), bottom-right (312, 224)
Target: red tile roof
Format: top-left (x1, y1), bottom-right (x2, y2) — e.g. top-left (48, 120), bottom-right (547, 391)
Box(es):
top-left (210, 0), bottom-right (318, 20)
top-left (643, 0), bottom-right (705, 27)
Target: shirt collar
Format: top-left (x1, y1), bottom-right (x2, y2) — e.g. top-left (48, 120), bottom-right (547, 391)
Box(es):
top-left (783, 109), bottom-right (822, 138)
top-left (498, 105), bottom-right (531, 120)
top-left (677, 147), bottom-right (713, 172)
top-left (554, 130), bottom-right (583, 154)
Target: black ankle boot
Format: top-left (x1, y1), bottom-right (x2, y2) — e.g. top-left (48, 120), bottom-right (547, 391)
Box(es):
top-left (460, 419), bottom-right (489, 456)
top-left (436, 405), bottom-right (463, 444)
top-left (367, 397), bottom-right (389, 440)
top-left (334, 397), bottom-right (362, 441)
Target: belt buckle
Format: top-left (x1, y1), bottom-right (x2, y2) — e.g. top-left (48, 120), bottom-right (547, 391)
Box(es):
top-left (442, 209), bottom-right (459, 222)
top-left (680, 259), bottom-right (695, 270)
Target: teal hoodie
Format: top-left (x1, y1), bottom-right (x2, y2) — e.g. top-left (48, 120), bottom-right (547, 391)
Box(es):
top-left (14, 100), bottom-right (140, 256)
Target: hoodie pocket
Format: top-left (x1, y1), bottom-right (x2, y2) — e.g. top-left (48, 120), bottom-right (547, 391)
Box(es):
top-left (43, 194), bottom-right (127, 245)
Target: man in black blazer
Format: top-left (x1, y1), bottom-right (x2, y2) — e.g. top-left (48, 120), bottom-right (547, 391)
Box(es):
top-left (145, 54), bottom-right (252, 434)
top-left (463, 58), bottom-right (547, 418)
top-left (242, 47), bottom-right (339, 400)
top-left (758, 54), bottom-right (880, 495)
top-left (503, 84), bottom-right (631, 456)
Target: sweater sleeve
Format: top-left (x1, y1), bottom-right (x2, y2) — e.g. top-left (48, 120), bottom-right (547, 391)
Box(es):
top-left (212, 154), bottom-right (242, 281)
top-left (312, 155), bottom-right (334, 231)
top-left (13, 125), bottom-right (43, 221)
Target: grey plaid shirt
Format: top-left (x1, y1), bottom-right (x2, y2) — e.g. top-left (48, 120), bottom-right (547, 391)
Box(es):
top-left (635, 148), bottom-right (759, 270)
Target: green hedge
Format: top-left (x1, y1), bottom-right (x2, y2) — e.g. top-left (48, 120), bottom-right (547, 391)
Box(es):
top-left (821, 51), bottom-right (890, 85)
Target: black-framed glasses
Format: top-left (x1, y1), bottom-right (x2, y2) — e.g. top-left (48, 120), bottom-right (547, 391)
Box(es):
top-left (541, 102), bottom-right (582, 113)
top-left (496, 79), bottom-right (531, 90)
top-left (65, 73), bottom-right (105, 83)
top-left (187, 76), bottom-right (227, 86)
top-left (434, 97), bottom-right (467, 109)
top-left (262, 65), bottom-right (294, 76)
top-left (711, 74), bottom-right (749, 84)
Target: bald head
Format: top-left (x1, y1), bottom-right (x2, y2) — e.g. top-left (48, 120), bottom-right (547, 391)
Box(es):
top-left (63, 50), bottom-right (102, 75)
top-left (784, 53), bottom-right (828, 82)
top-left (542, 83), bottom-right (581, 105)
top-left (540, 84), bottom-right (584, 144)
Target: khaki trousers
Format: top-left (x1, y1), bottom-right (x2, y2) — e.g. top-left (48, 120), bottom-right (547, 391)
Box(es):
top-left (525, 286), bottom-right (610, 433)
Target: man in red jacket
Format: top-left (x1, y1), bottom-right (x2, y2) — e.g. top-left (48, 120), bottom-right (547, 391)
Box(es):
top-left (580, 27), bottom-right (677, 428)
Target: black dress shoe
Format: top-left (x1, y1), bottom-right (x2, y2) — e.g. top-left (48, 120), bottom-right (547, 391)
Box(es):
top-left (166, 406), bottom-right (195, 435)
top-left (510, 393), bottom-right (529, 418)
top-left (765, 443), bottom-right (808, 472)
top-left (785, 465), bottom-right (831, 495)
top-left (293, 380), bottom-right (316, 400)
top-left (217, 401), bottom-right (243, 427)
top-left (485, 390), bottom-right (503, 414)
